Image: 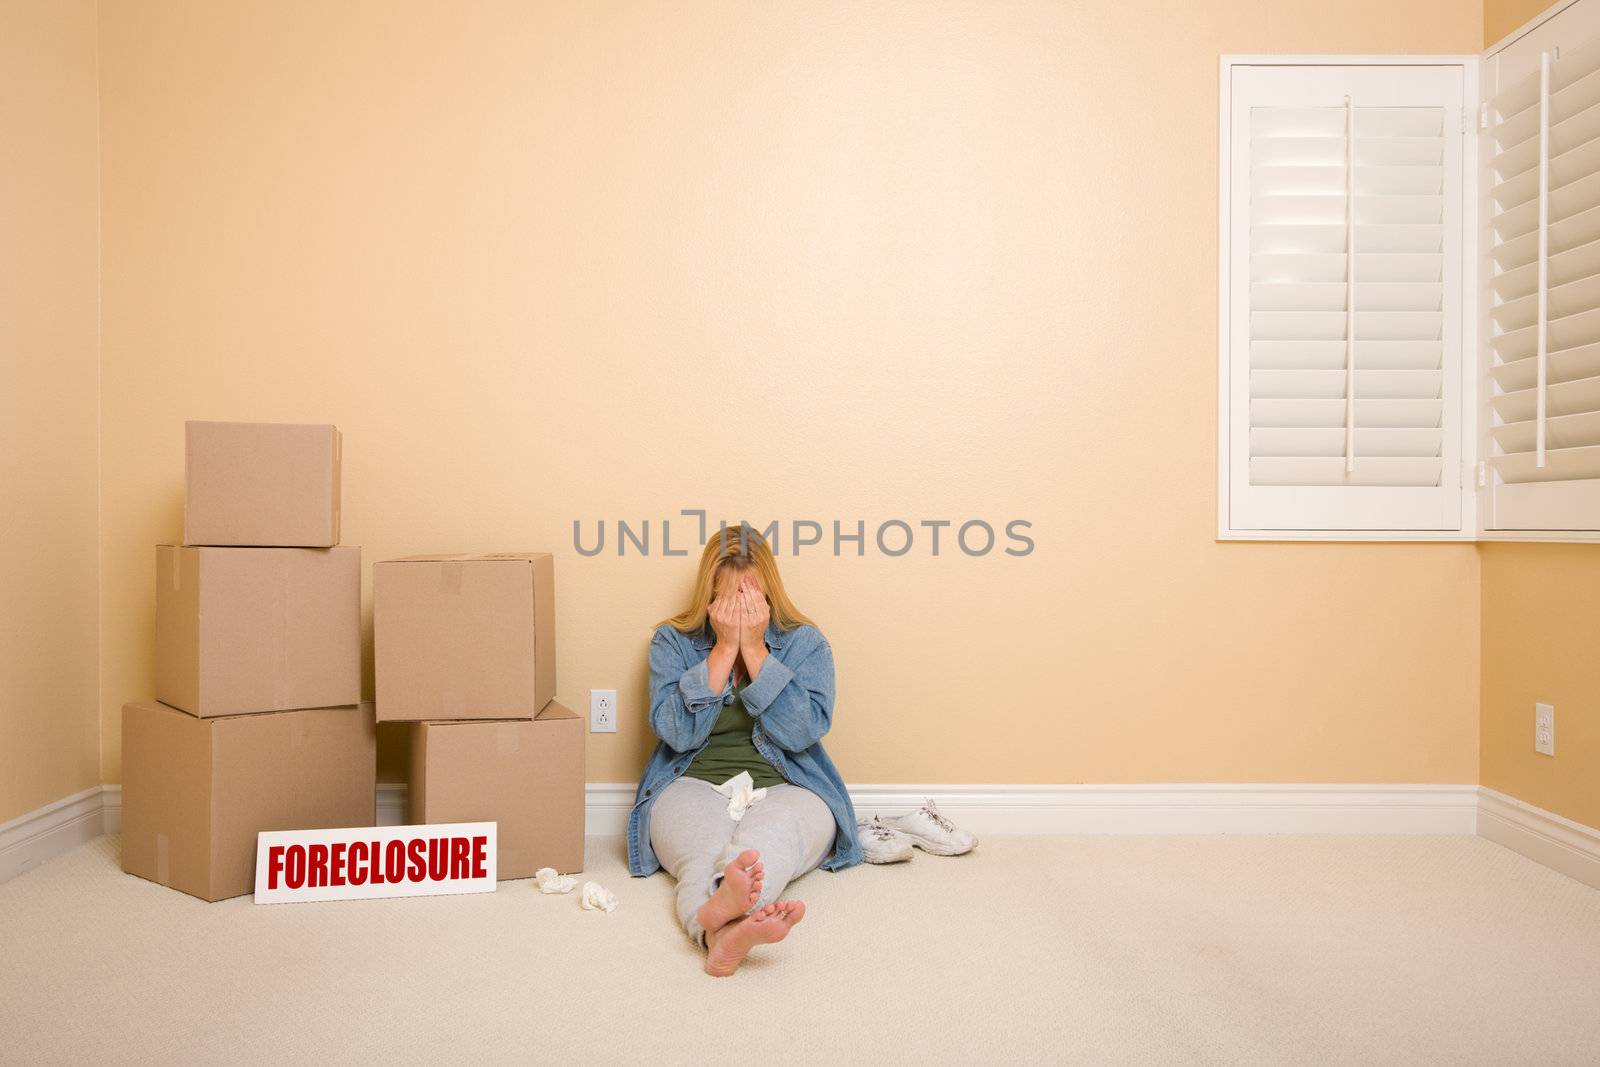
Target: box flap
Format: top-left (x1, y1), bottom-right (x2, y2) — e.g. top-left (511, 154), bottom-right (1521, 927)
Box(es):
top-left (535, 700), bottom-right (579, 722)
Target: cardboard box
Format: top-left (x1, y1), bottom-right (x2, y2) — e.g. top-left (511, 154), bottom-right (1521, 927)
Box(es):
top-left (120, 700), bottom-right (377, 902)
top-left (156, 545), bottom-right (361, 717)
top-left (409, 702), bottom-right (584, 879)
top-left (374, 553), bottom-right (555, 722)
top-left (184, 420), bottom-right (341, 547)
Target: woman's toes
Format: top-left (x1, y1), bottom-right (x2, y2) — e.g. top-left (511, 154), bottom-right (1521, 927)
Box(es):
top-left (736, 848), bottom-right (761, 868)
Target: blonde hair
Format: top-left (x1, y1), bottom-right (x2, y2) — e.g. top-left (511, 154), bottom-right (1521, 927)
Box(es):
top-left (663, 525), bottom-right (814, 634)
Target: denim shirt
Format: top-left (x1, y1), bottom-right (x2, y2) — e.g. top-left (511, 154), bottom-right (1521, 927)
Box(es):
top-left (626, 620), bottom-right (862, 877)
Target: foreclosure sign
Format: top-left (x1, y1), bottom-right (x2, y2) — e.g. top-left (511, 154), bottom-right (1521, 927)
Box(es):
top-left (254, 822), bottom-right (497, 904)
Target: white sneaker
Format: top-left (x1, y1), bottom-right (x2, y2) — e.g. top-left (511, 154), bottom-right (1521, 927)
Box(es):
top-left (857, 816), bottom-right (914, 864)
top-left (885, 799), bottom-right (977, 856)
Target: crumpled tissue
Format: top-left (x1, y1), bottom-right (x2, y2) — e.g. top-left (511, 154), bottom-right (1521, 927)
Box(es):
top-left (534, 867), bottom-right (576, 894)
top-left (580, 881), bottom-right (619, 913)
top-left (711, 770), bottom-right (767, 820)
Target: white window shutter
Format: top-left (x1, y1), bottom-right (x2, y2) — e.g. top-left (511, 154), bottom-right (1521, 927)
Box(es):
top-left (1482, 1), bottom-right (1600, 532)
top-left (1222, 63), bottom-right (1467, 535)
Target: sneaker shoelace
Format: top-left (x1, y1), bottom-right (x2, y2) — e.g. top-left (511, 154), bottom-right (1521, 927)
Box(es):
top-left (920, 803), bottom-right (956, 833)
top-left (866, 819), bottom-right (898, 842)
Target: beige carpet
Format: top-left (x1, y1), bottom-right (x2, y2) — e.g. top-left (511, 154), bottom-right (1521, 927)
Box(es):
top-left (2, 834), bottom-right (1599, 1064)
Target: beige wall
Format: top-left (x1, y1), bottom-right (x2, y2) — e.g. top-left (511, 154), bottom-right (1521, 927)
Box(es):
top-left (1484, 0), bottom-right (1555, 44)
top-left (0, 0), bottom-right (103, 824)
top-left (1480, 546), bottom-right (1600, 828)
top-left (94, 0), bottom-right (1485, 789)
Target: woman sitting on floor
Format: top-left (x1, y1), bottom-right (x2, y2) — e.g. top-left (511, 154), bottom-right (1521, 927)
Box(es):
top-left (626, 526), bottom-right (861, 976)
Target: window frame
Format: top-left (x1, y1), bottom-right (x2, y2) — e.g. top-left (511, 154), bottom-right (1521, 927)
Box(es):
top-left (1216, 54), bottom-right (1481, 542)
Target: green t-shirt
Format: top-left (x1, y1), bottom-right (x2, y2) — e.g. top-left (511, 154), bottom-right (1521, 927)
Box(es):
top-left (683, 685), bottom-right (785, 790)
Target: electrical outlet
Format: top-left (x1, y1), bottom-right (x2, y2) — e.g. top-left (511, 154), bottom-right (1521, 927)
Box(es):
top-left (590, 689), bottom-right (617, 733)
top-left (1535, 702), bottom-right (1555, 757)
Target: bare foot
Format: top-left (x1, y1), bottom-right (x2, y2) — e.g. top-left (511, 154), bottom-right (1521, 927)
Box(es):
top-left (703, 900), bottom-right (806, 977)
top-left (697, 849), bottom-right (764, 936)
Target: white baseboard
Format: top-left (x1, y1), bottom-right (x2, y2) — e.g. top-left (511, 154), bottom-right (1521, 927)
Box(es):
top-left (377, 783), bottom-right (406, 826)
top-left (844, 783), bottom-right (1480, 836)
top-left (9, 782), bottom-right (1591, 888)
top-left (102, 785), bottom-right (121, 835)
top-left (1477, 787), bottom-right (1600, 891)
top-left (93, 782), bottom-right (1490, 838)
top-left (377, 782), bottom-right (1483, 837)
top-left (0, 786), bottom-right (109, 884)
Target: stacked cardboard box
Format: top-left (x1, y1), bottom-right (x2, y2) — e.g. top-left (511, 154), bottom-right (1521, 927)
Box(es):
top-left (122, 422), bottom-right (374, 902)
top-left (375, 553), bottom-right (584, 879)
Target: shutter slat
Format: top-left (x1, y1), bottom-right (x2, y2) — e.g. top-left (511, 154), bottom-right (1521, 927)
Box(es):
top-left (1493, 64), bottom-right (1600, 158)
top-left (1491, 445), bottom-right (1600, 483)
top-left (1251, 427), bottom-right (1442, 457)
top-left (1556, 98), bottom-right (1600, 160)
top-left (1490, 306), bottom-right (1600, 361)
top-left (1252, 194), bottom-right (1442, 226)
top-left (1491, 373), bottom-right (1600, 423)
top-left (1250, 223), bottom-right (1443, 255)
top-left (1252, 108), bottom-right (1441, 138)
top-left (1490, 169), bottom-right (1600, 241)
top-left (1251, 253), bottom-right (1442, 284)
top-left (1492, 133), bottom-right (1600, 215)
top-left (1555, 235), bottom-right (1600, 290)
top-left (1490, 257), bottom-right (1539, 303)
top-left (1490, 202), bottom-right (1600, 272)
top-left (1495, 99), bottom-right (1600, 179)
top-left (1490, 235), bottom-right (1600, 302)
top-left (1251, 369), bottom-right (1441, 399)
top-left (1250, 457), bottom-right (1443, 486)
top-left (1251, 339), bottom-right (1442, 370)
top-left (1249, 136), bottom-right (1443, 167)
top-left (1253, 309), bottom-right (1441, 341)
top-left (1552, 165), bottom-right (1600, 227)
top-left (1251, 398), bottom-right (1442, 428)
top-left (1491, 272), bottom-right (1600, 332)
top-left (1252, 281), bottom-right (1441, 311)
top-left (1491, 409), bottom-right (1600, 453)
top-left (1489, 340), bottom-right (1600, 391)
top-left (1251, 165), bottom-right (1443, 196)
top-left (1492, 195), bottom-right (1540, 243)
top-left (1492, 164), bottom-right (1541, 213)
top-left (1489, 36), bottom-right (1600, 122)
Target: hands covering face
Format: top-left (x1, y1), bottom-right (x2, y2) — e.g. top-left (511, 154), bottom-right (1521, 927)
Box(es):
top-left (709, 573), bottom-right (769, 656)
top-left (734, 573), bottom-right (770, 650)
top-left (709, 585), bottom-right (741, 647)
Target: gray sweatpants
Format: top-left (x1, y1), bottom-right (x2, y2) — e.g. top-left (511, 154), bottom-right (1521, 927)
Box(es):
top-left (648, 776), bottom-right (836, 946)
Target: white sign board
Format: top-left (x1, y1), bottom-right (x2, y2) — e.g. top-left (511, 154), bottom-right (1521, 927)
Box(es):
top-left (254, 822), bottom-right (497, 904)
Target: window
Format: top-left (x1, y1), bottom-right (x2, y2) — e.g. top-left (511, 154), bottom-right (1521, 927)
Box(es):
top-left (1218, 59), bottom-right (1473, 538)
top-left (1481, 0), bottom-right (1600, 533)
top-left (1220, 0), bottom-right (1600, 542)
